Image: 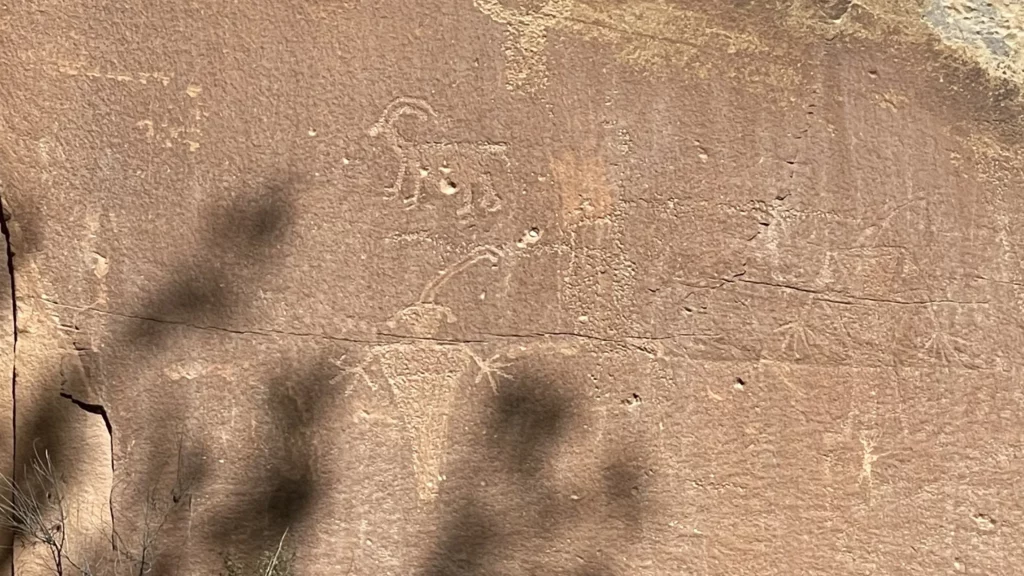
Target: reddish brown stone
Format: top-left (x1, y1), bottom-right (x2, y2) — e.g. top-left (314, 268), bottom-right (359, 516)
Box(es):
top-left (2, 1), bottom-right (1024, 575)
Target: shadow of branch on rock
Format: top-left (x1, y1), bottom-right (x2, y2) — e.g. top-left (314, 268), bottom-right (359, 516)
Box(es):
top-left (487, 373), bottom-right (570, 478)
top-left (125, 176), bottom-right (296, 349)
top-left (422, 364), bottom-right (651, 576)
top-left (5, 175), bottom-right (304, 576)
top-left (206, 356), bottom-right (344, 573)
top-left (421, 368), bottom-right (573, 576)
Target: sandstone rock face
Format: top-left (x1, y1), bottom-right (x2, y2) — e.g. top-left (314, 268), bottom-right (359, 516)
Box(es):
top-left (2, 1), bottom-right (1024, 575)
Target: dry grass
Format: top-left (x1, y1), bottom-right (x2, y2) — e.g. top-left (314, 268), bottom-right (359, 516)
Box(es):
top-left (220, 529), bottom-right (294, 576)
top-left (1, 447), bottom-right (295, 576)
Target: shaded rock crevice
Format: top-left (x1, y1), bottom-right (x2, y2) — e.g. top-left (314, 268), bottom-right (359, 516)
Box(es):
top-left (59, 392), bottom-right (112, 438)
top-left (0, 194), bottom-right (15, 576)
top-left (58, 391), bottom-right (116, 552)
top-left (0, 200), bottom-right (15, 429)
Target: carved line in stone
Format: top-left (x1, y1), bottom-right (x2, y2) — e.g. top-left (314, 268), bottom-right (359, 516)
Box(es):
top-left (368, 97), bottom-right (513, 214)
top-left (419, 246), bottom-right (504, 304)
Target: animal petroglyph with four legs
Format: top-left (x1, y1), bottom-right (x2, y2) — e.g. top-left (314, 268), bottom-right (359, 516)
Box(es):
top-left (368, 97), bottom-right (513, 215)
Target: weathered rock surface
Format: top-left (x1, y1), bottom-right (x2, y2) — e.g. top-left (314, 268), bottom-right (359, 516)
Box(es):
top-left (2, 1), bottom-right (1024, 574)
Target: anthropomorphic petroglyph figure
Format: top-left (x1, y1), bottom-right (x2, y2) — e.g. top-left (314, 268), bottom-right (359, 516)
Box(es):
top-left (368, 97), bottom-right (512, 214)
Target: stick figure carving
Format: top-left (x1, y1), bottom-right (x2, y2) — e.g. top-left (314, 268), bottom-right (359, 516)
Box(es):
top-left (368, 97), bottom-right (512, 214)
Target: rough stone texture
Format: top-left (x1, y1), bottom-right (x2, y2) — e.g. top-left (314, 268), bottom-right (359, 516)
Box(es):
top-left (2, 1), bottom-right (1024, 575)
top-left (925, 0), bottom-right (1024, 84)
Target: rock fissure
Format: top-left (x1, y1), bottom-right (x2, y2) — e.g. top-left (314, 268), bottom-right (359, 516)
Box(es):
top-left (35, 297), bottom-right (713, 347)
top-left (730, 277), bottom-right (991, 307)
top-left (0, 193), bottom-right (15, 576)
top-left (59, 392), bottom-right (112, 436)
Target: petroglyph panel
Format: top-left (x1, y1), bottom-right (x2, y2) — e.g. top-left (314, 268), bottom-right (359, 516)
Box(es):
top-left (6, 0), bottom-right (1024, 575)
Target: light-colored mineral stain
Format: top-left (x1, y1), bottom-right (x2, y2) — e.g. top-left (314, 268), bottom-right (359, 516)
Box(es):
top-left (477, 0), bottom-right (1024, 93)
top-left (474, 0), bottom-right (777, 92)
top-left (924, 0), bottom-right (1024, 84)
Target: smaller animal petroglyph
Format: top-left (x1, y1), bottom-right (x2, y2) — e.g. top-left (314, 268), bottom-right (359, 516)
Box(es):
top-left (368, 97), bottom-right (513, 214)
top-left (420, 246), bottom-right (504, 304)
top-left (388, 246), bottom-right (504, 337)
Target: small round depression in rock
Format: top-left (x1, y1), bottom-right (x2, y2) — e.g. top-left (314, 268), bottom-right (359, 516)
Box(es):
top-left (441, 179), bottom-right (458, 195)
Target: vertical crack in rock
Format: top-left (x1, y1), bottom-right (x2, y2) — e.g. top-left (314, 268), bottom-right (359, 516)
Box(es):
top-left (0, 195), bottom-right (15, 576)
top-left (0, 201), bottom-right (15, 439)
top-left (59, 392), bottom-right (116, 550)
